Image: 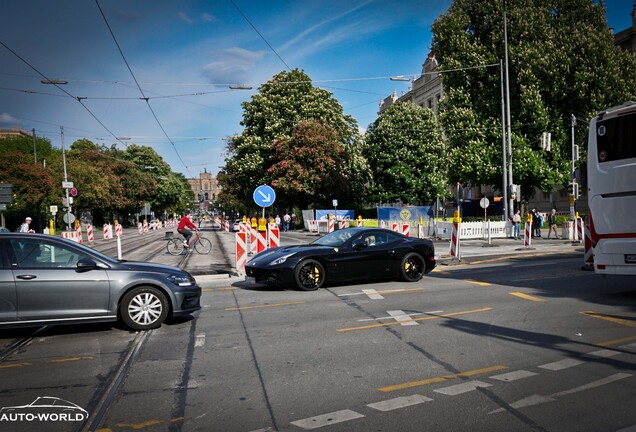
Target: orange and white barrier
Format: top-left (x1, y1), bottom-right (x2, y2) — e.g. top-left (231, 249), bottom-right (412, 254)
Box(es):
top-left (250, 226), bottom-right (258, 255)
top-left (309, 220), bottom-right (318, 232)
top-left (76, 224), bottom-right (84, 244)
top-left (339, 220), bottom-right (347, 230)
top-left (401, 224), bottom-right (410, 237)
top-left (138, 222), bottom-right (143, 234)
top-left (62, 230), bottom-right (81, 243)
top-left (328, 217), bottom-right (335, 233)
top-left (268, 224), bottom-right (280, 248)
top-left (103, 223), bottom-right (113, 240)
top-left (449, 222), bottom-right (460, 259)
top-left (583, 221), bottom-right (594, 268)
top-left (115, 223), bottom-right (123, 237)
top-left (235, 232), bottom-right (247, 271)
top-left (256, 229), bottom-right (267, 254)
top-left (576, 217), bottom-right (584, 243)
top-left (524, 221), bottom-right (532, 247)
top-left (143, 221), bottom-right (148, 233)
top-left (86, 224), bottom-right (94, 243)
top-left (380, 220), bottom-right (387, 229)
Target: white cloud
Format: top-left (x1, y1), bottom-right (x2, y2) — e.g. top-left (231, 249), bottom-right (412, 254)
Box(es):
top-left (202, 13), bottom-right (216, 22)
top-left (200, 48), bottom-right (267, 84)
top-left (0, 113), bottom-right (22, 128)
top-left (178, 12), bottom-right (193, 24)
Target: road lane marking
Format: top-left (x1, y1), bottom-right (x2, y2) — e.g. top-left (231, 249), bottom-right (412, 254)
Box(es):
top-left (47, 356), bottom-right (93, 363)
top-left (582, 349), bottom-right (621, 359)
top-left (290, 409), bottom-right (364, 430)
top-left (581, 311), bottom-right (636, 327)
top-left (489, 370), bottom-right (538, 382)
top-left (464, 279), bottom-right (491, 286)
top-left (537, 358), bottom-right (584, 371)
top-left (367, 394), bottom-right (432, 411)
top-left (597, 335), bottom-right (636, 347)
top-left (338, 287), bottom-right (424, 299)
top-left (0, 362), bottom-right (31, 369)
top-left (509, 292), bottom-right (546, 302)
top-left (224, 301), bottom-right (305, 311)
top-left (362, 289), bottom-right (384, 299)
top-left (195, 334), bottom-right (206, 348)
top-left (378, 365), bottom-right (507, 392)
top-left (434, 380), bottom-right (491, 396)
top-left (490, 373), bottom-right (632, 414)
top-left (387, 310), bottom-right (419, 326)
top-left (337, 307), bottom-right (492, 333)
top-left (356, 311), bottom-right (443, 323)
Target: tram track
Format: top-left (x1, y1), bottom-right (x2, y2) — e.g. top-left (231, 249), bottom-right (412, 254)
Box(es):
top-left (0, 326), bottom-right (50, 362)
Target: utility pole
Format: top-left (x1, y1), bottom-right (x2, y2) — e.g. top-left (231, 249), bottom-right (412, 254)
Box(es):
top-left (504, 10), bottom-right (514, 219)
top-left (500, 59), bottom-right (508, 220)
top-left (61, 126), bottom-right (72, 231)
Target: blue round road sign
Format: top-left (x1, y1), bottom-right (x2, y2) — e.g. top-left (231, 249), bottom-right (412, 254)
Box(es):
top-left (253, 185), bottom-right (276, 207)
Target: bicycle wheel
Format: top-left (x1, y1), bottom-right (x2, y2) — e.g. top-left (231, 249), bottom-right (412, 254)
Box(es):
top-left (166, 238), bottom-right (185, 256)
top-left (194, 237), bottom-right (212, 254)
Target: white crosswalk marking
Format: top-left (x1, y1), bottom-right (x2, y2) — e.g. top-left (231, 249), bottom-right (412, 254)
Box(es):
top-left (490, 370), bottom-right (538, 382)
top-left (362, 288), bottom-right (385, 299)
top-left (538, 358), bottom-right (584, 371)
top-left (367, 394), bottom-right (433, 412)
top-left (387, 310), bottom-right (419, 326)
top-left (290, 410), bottom-right (365, 430)
top-left (434, 380), bottom-right (491, 396)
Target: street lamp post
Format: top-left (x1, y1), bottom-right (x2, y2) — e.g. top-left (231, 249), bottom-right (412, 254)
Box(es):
top-left (60, 126), bottom-right (72, 232)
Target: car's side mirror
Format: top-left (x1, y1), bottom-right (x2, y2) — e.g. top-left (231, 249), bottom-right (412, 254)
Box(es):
top-left (351, 239), bottom-right (368, 250)
top-left (76, 258), bottom-right (100, 272)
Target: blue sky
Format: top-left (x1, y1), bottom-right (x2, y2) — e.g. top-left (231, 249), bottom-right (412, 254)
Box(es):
top-left (1, 0), bottom-right (633, 179)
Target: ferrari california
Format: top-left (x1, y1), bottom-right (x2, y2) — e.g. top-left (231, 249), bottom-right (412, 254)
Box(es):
top-left (245, 227), bottom-right (436, 290)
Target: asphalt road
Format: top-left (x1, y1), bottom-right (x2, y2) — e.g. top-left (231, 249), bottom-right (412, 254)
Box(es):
top-left (1, 228), bottom-right (635, 432)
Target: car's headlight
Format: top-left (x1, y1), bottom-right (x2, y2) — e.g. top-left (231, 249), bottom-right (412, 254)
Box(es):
top-left (168, 274), bottom-right (196, 287)
top-left (269, 253), bottom-right (294, 266)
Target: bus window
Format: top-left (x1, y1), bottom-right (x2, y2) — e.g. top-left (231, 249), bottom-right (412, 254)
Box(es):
top-left (596, 114), bottom-right (636, 163)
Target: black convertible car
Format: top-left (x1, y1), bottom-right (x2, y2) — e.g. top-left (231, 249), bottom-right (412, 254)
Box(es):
top-left (245, 227), bottom-right (436, 290)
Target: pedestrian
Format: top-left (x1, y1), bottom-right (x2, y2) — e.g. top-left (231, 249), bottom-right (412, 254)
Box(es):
top-left (283, 213), bottom-right (290, 232)
top-left (177, 211), bottom-right (199, 251)
top-left (290, 213), bottom-right (297, 231)
top-left (512, 210), bottom-right (521, 240)
top-left (275, 214), bottom-right (281, 230)
top-left (531, 209), bottom-right (541, 238)
top-left (19, 216), bottom-right (35, 233)
top-left (547, 209), bottom-right (559, 239)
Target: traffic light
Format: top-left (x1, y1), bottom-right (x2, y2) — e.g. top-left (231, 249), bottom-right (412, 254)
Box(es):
top-left (573, 183), bottom-right (580, 200)
top-left (567, 183), bottom-right (574, 196)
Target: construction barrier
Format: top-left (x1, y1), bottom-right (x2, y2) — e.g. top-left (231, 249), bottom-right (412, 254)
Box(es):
top-left (115, 223), bottom-right (123, 237)
top-left (138, 223), bottom-right (143, 234)
top-left (255, 229), bottom-right (267, 254)
top-left (576, 217), bottom-right (584, 243)
top-left (76, 224), bottom-right (84, 244)
top-left (380, 220), bottom-right (387, 229)
top-left (103, 224), bottom-right (113, 240)
top-left (309, 220), bottom-right (318, 232)
top-left (235, 232), bottom-right (247, 271)
top-left (583, 220), bottom-right (594, 269)
top-left (143, 221), bottom-right (148, 233)
top-left (250, 226), bottom-right (257, 255)
top-left (62, 230), bottom-right (81, 243)
top-left (524, 221), bottom-right (532, 247)
top-left (268, 224), bottom-right (280, 248)
top-left (86, 224), bottom-right (94, 243)
top-left (449, 222), bottom-right (460, 259)
top-left (328, 217), bottom-right (335, 233)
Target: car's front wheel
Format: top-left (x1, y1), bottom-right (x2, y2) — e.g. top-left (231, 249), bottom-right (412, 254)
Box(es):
top-left (400, 252), bottom-right (425, 282)
top-left (294, 259), bottom-right (325, 291)
top-left (120, 287), bottom-right (169, 330)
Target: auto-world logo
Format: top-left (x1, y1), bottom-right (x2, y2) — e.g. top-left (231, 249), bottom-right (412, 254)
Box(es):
top-left (0, 397), bottom-right (88, 423)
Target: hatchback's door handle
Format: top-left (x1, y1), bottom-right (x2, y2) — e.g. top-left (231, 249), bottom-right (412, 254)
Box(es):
top-left (16, 275), bottom-right (37, 280)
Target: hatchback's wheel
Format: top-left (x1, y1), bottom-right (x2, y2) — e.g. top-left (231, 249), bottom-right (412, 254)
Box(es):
top-left (400, 252), bottom-right (425, 282)
top-left (120, 287), bottom-right (169, 330)
top-left (294, 259), bottom-right (325, 291)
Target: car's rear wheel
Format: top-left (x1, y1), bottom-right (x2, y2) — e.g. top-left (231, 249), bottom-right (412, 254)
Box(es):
top-left (400, 252), bottom-right (425, 282)
top-left (294, 259), bottom-right (325, 291)
top-left (120, 287), bottom-right (169, 330)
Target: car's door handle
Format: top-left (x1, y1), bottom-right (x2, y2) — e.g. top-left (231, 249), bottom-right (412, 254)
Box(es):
top-left (16, 275), bottom-right (37, 280)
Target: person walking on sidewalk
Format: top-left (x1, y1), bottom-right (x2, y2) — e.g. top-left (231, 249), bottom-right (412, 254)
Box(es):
top-left (512, 210), bottom-right (521, 240)
top-left (547, 209), bottom-right (559, 239)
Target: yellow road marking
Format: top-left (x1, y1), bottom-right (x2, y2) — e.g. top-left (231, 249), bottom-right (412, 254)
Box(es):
top-left (337, 307), bottom-right (492, 332)
top-left (379, 365), bottom-right (508, 392)
top-left (509, 292), bottom-right (546, 302)
top-left (464, 279), bottom-right (491, 287)
top-left (375, 288), bottom-right (424, 295)
top-left (0, 362), bottom-right (31, 369)
top-left (116, 419), bottom-right (162, 429)
top-left (225, 301), bottom-right (305, 311)
top-left (47, 356), bottom-right (93, 363)
top-left (581, 311), bottom-right (636, 328)
top-left (597, 335), bottom-right (636, 347)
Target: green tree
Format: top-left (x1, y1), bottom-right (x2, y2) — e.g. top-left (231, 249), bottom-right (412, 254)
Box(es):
top-left (363, 102), bottom-right (448, 205)
top-left (219, 69), bottom-right (365, 211)
top-left (432, 0), bottom-right (636, 196)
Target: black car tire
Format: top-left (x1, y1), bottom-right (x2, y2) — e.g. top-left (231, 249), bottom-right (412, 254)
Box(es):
top-left (294, 259), bottom-right (325, 291)
top-left (120, 286), bottom-right (169, 330)
top-left (400, 252), bottom-right (425, 282)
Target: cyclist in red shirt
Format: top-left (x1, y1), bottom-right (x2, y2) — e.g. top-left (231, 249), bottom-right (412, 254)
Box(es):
top-left (177, 212), bottom-right (198, 250)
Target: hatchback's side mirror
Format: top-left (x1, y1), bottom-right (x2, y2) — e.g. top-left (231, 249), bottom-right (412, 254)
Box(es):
top-left (351, 239), bottom-right (368, 250)
top-left (76, 258), bottom-right (99, 272)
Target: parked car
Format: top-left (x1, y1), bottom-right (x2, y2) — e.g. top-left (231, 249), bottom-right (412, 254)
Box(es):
top-left (0, 227), bottom-right (10, 233)
top-left (245, 227), bottom-right (436, 290)
top-left (0, 233), bottom-right (201, 330)
top-left (232, 219), bottom-right (242, 232)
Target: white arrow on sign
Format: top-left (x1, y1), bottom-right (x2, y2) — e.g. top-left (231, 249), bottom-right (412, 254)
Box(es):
top-left (258, 190), bottom-right (272, 202)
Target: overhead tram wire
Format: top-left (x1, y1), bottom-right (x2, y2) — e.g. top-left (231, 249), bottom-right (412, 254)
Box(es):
top-left (0, 40), bottom-right (130, 149)
top-left (229, 0), bottom-right (292, 72)
top-left (94, 0), bottom-right (192, 177)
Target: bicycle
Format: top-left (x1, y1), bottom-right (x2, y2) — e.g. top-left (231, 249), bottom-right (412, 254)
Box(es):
top-left (166, 231), bottom-right (212, 255)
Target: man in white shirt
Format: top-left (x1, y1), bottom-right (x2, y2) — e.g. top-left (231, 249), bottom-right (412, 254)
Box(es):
top-left (19, 217), bottom-right (35, 233)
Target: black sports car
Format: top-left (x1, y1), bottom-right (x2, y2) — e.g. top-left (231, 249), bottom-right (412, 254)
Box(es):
top-left (245, 227), bottom-right (436, 290)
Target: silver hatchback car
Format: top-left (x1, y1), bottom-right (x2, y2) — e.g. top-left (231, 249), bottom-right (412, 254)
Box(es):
top-left (0, 233), bottom-right (201, 331)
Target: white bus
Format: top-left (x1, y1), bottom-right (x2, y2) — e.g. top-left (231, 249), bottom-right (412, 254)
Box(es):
top-left (587, 101), bottom-right (636, 275)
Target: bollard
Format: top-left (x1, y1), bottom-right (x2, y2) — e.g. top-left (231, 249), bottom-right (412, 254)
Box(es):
top-left (235, 232), bottom-right (247, 271)
top-left (87, 224), bottom-right (94, 243)
top-left (268, 224), bottom-right (280, 248)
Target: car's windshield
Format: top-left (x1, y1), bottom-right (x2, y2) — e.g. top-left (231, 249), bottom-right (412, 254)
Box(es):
top-left (312, 229), bottom-right (359, 247)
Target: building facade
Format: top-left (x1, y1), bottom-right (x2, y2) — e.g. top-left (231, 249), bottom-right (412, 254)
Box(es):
top-left (187, 169), bottom-right (221, 211)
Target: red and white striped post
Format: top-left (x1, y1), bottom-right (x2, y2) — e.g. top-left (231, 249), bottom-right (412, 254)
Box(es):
top-left (256, 229), bottom-right (267, 254)
top-left (268, 224), bottom-right (280, 248)
top-left (576, 216), bottom-right (584, 243)
top-left (143, 221), bottom-right (148, 233)
top-left (328, 215), bottom-right (335, 233)
top-left (250, 226), bottom-right (258, 255)
top-left (103, 224), bottom-right (113, 240)
top-left (75, 224), bottom-right (83, 244)
top-left (524, 219), bottom-right (532, 247)
top-left (401, 224), bottom-right (410, 237)
top-left (583, 218), bottom-right (594, 270)
top-left (115, 223), bottom-right (123, 237)
top-left (138, 222), bottom-right (143, 234)
top-left (339, 220), bottom-right (347, 230)
top-left (235, 232), bottom-right (247, 271)
top-left (449, 212), bottom-right (461, 260)
top-left (391, 222), bottom-right (399, 233)
top-left (86, 224), bottom-right (94, 243)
